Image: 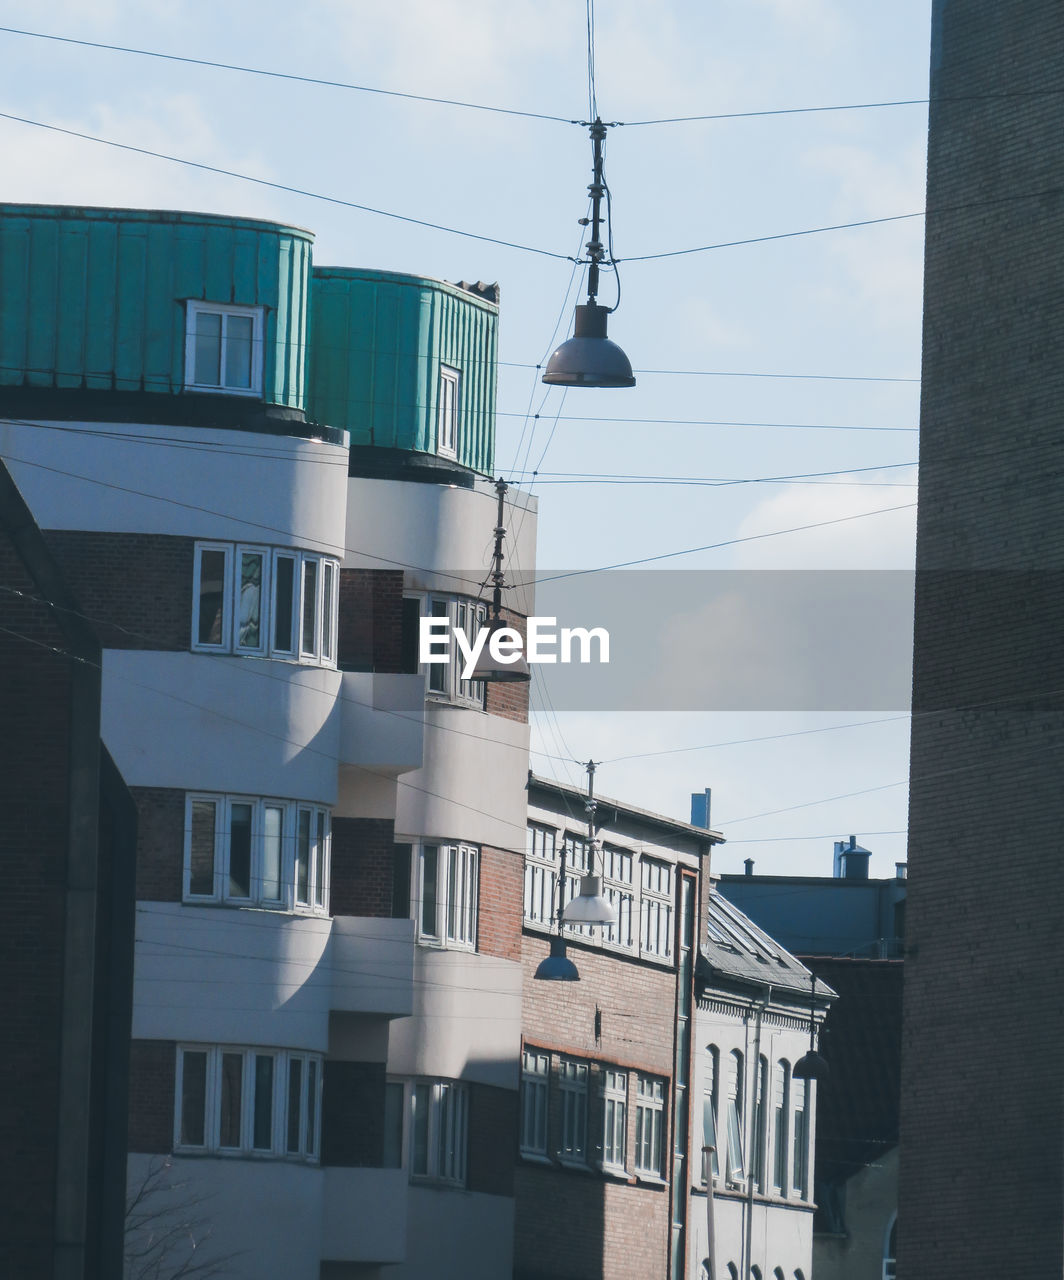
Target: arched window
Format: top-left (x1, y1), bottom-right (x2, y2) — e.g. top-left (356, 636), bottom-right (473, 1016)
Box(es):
top-left (726, 1050), bottom-right (745, 1182)
top-left (792, 1076), bottom-right (808, 1198)
top-left (883, 1213), bottom-right (898, 1280)
top-left (726, 1264), bottom-right (739, 1280)
top-left (772, 1060), bottom-right (790, 1194)
top-left (753, 1055), bottom-right (769, 1190)
top-left (773, 1268), bottom-right (786, 1280)
top-left (703, 1046), bottom-right (720, 1181)
top-left (751, 1267), bottom-right (763, 1280)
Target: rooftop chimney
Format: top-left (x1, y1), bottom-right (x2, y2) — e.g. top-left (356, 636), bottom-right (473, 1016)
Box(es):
top-left (690, 788), bottom-right (712, 829)
top-left (744, 858), bottom-right (755, 877)
top-left (895, 862), bottom-right (908, 880)
top-left (834, 834), bottom-right (871, 880)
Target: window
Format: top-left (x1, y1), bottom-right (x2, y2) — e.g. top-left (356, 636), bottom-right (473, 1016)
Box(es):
top-left (417, 843), bottom-right (478, 950)
top-left (422, 595), bottom-right (488, 706)
top-left (702, 1046), bottom-right (719, 1181)
top-left (726, 1051), bottom-right (745, 1184)
top-left (634, 1074), bottom-right (665, 1176)
top-left (773, 1060), bottom-right (790, 1195)
top-left (524, 825), bottom-right (558, 926)
top-left (602, 844), bottom-right (635, 949)
top-left (602, 1068), bottom-right (627, 1171)
top-left (185, 302), bottom-right (263, 396)
top-left (411, 1079), bottom-right (468, 1185)
top-left (175, 1045), bottom-right (320, 1159)
top-left (641, 858), bottom-right (673, 958)
top-left (184, 794), bottom-right (330, 913)
top-left (557, 1059), bottom-right (588, 1163)
top-left (520, 1050), bottom-right (550, 1157)
top-left (753, 1055), bottom-right (769, 1191)
top-left (192, 542), bottom-right (339, 665)
top-left (560, 833), bottom-right (594, 938)
top-left (883, 1215), bottom-right (897, 1280)
top-left (437, 365), bottom-right (460, 457)
top-left (792, 1076), bottom-right (808, 1199)
top-left (383, 1081), bottom-right (405, 1168)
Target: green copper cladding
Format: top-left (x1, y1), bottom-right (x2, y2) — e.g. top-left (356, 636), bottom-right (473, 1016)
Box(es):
top-left (308, 267), bottom-right (497, 475)
top-left (0, 204), bottom-right (313, 409)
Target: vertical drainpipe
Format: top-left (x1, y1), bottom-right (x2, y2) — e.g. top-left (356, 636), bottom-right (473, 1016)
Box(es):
top-left (744, 986), bottom-right (771, 1280)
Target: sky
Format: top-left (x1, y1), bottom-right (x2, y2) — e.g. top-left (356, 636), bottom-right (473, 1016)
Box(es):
top-left (0, 0), bottom-right (933, 878)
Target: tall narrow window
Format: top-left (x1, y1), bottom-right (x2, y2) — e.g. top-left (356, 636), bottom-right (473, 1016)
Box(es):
top-left (602, 1069), bottom-right (627, 1171)
top-left (296, 809), bottom-right (311, 907)
top-left (273, 553), bottom-right (297, 654)
top-left (228, 802), bottom-right (253, 899)
top-left (792, 1077), bottom-right (808, 1199)
top-left (179, 1050), bottom-right (208, 1147)
top-left (641, 858), bottom-right (673, 958)
top-left (524, 824), bottom-right (558, 926)
top-left (558, 1059), bottom-right (588, 1163)
top-left (726, 1051), bottom-right (745, 1183)
top-left (635, 1075), bottom-right (665, 1176)
top-left (383, 1081), bottom-right (405, 1168)
top-left (602, 844), bottom-right (635, 949)
top-left (253, 1054), bottom-right (274, 1151)
top-left (236, 548), bottom-right (267, 653)
top-left (437, 366), bottom-right (460, 457)
top-left (410, 1080), bottom-right (468, 1184)
top-left (218, 1052), bottom-right (244, 1149)
top-left (287, 1057), bottom-right (303, 1154)
top-left (753, 1055), bottom-right (769, 1191)
top-left (703, 1046), bottom-right (719, 1180)
top-left (773, 1060), bottom-right (790, 1195)
top-left (520, 1050), bottom-right (550, 1157)
top-left (187, 799), bottom-right (217, 898)
top-left (301, 558), bottom-right (319, 658)
top-left (194, 545), bottom-right (230, 648)
top-left (262, 805), bottom-right (283, 903)
top-left (185, 302), bottom-right (264, 395)
top-left (321, 561), bottom-right (335, 663)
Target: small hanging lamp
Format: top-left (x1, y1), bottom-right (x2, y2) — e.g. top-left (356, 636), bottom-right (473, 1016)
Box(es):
top-left (561, 763), bottom-right (618, 926)
top-left (534, 934), bottom-right (580, 982)
top-left (793, 972), bottom-right (829, 1082)
top-left (471, 478), bottom-right (530, 684)
top-left (543, 119), bottom-right (635, 389)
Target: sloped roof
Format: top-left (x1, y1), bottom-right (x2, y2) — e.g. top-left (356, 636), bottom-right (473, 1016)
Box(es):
top-left (698, 889), bottom-right (835, 1002)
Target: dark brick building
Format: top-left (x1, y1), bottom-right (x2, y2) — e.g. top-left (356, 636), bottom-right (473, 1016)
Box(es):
top-left (900, 3), bottom-right (1064, 1275)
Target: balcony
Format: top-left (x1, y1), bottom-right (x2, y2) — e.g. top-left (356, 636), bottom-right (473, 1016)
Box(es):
top-left (339, 672), bottom-right (424, 774)
top-left (330, 916), bottom-right (415, 1018)
top-left (321, 1167), bottom-right (408, 1263)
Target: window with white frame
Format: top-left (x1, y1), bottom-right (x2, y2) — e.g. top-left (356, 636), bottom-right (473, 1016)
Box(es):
top-left (557, 1058), bottom-right (588, 1163)
top-left (635, 1074), bottom-right (666, 1177)
top-left (773, 1060), bottom-right (790, 1195)
top-left (753, 1055), bottom-right (769, 1191)
top-left (192, 542), bottom-right (339, 665)
top-left (791, 1076), bottom-right (808, 1199)
top-left (437, 365), bottom-right (460, 457)
top-left (524, 825), bottom-right (558, 926)
top-left (520, 1049), bottom-right (550, 1157)
top-left (602, 1068), bottom-right (627, 1171)
top-left (411, 1079), bottom-right (468, 1185)
top-left (726, 1050), bottom-right (746, 1184)
top-left (185, 302), bottom-right (264, 396)
top-left (184, 794), bottom-right (329, 913)
top-left (560, 832), bottom-right (594, 938)
top-left (416, 842), bottom-right (478, 950)
top-left (422, 595), bottom-right (487, 706)
top-left (175, 1045), bottom-right (321, 1159)
top-left (702, 1046), bottom-right (720, 1182)
top-left (602, 844), bottom-right (635, 949)
top-left (640, 858), bottom-right (673, 959)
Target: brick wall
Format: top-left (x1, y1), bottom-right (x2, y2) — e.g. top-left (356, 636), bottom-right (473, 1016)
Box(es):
top-left (337, 568), bottom-right (404, 672)
top-left (485, 607), bottom-right (529, 724)
top-left (467, 1083), bottom-right (518, 1197)
top-left (132, 787), bottom-right (185, 902)
top-left (0, 535), bottom-right (74, 1274)
top-left (127, 1040), bottom-right (176, 1154)
top-left (44, 531), bottom-right (194, 650)
top-left (322, 1061), bottom-right (386, 1166)
top-left (478, 844), bottom-right (524, 961)
top-left (330, 817), bottom-right (397, 917)
top-left (515, 937), bottom-right (677, 1280)
top-left (900, 3), bottom-right (1064, 1276)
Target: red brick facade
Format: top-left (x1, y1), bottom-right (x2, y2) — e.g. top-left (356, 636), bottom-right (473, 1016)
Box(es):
top-left (43, 530), bottom-right (194, 650)
top-left (330, 816), bottom-right (398, 917)
top-left (337, 567), bottom-right (404, 672)
top-left (477, 844), bottom-right (525, 961)
top-left (132, 786), bottom-right (185, 902)
top-left (127, 1040), bottom-right (177, 1154)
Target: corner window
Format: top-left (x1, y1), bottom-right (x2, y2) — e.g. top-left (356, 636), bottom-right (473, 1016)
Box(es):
top-left (411, 1079), bottom-right (467, 1185)
top-left (602, 1068), bottom-right (628, 1172)
top-left (520, 1049), bottom-right (550, 1157)
top-left (184, 793), bottom-right (330, 914)
top-left (416, 843), bottom-right (478, 950)
top-left (193, 542), bottom-right (339, 666)
top-left (437, 365), bottom-right (460, 457)
top-left (175, 1045), bottom-right (320, 1160)
top-left (634, 1075), bottom-right (665, 1177)
top-left (185, 302), bottom-right (264, 396)
top-left (419, 595), bottom-right (487, 706)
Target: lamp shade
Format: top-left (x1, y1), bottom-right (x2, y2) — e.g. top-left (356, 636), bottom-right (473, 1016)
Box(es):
top-left (534, 934), bottom-right (580, 981)
top-left (470, 616), bottom-right (531, 683)
top-left (542, 304), bottom-right (636, 389)
top-left (561, 874), bottom-right (617, 925)
top-left (793, 1049), bottom-right (829, 1082)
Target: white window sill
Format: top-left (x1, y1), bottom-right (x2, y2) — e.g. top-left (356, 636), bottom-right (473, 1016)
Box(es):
top-left (634, 1171), bottom-right (668, 1187)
